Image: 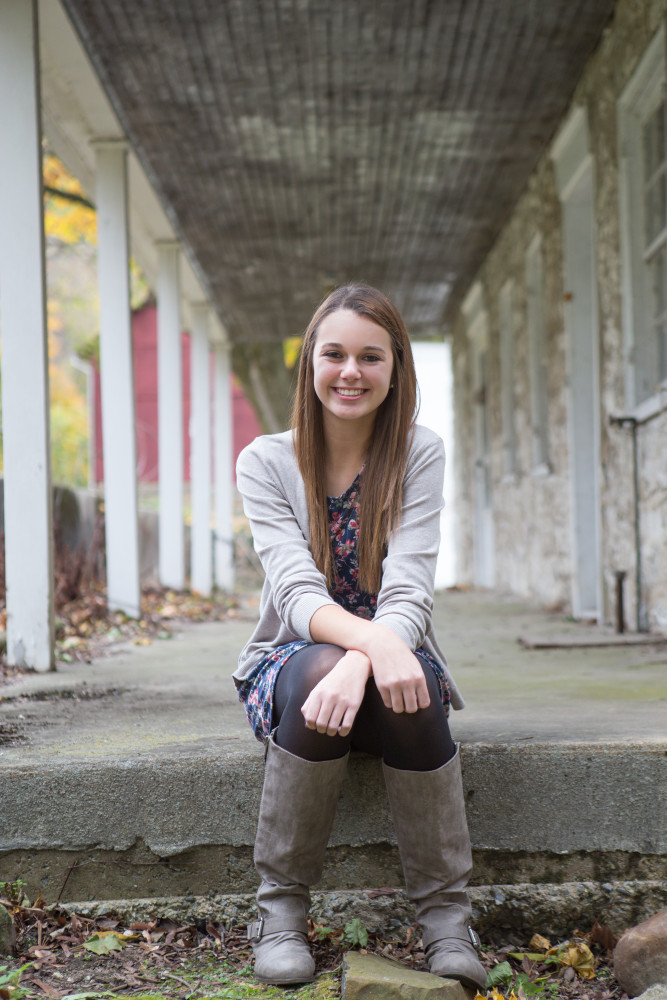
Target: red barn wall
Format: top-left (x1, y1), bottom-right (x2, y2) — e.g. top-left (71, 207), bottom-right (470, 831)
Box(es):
top-left (94, 304), bottom-right (262, 485)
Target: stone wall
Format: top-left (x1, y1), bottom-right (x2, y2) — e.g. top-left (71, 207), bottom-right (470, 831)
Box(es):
top-left (451, 0), bottom-right (667, 628)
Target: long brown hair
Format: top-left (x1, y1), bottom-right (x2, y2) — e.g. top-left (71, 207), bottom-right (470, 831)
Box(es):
top-left (291, 283), bottom-right (417, 593)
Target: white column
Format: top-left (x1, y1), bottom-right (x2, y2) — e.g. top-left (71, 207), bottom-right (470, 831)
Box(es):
top-left (94, 140), bottom-right (141, 618)
top-left (190, 304), bottom-right (212, 595)
top-left (157, 242), bottom-right (185, 589)
top-left (214, 344), bottom-right (235, 590)
top-left (0, 0), bottom-right (54, 671)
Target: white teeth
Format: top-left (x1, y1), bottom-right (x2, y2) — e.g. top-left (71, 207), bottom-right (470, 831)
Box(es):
top-left (336, 388), bottom-right (365, 396)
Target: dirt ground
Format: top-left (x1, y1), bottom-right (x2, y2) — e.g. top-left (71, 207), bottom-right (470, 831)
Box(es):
top-left (1, 887), bottom-right (630, 1000)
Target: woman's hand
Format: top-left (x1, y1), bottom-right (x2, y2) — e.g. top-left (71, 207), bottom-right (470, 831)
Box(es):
top-left (365, 625), bottom-right (431, 714)
top-left (308, 605), bottom-right (431, 716)
top-left (301, 650), bottom-right (372, 737)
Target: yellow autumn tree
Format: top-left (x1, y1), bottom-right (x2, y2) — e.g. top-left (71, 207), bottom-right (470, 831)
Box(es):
top-left (43, 152), bottom-right (98, 246)
top-left (43, 151), bottom-right (97, 486)
top-left (42, 149), bottom-right (151, 486)
top-left (47, 301), bottom-right (89, 487)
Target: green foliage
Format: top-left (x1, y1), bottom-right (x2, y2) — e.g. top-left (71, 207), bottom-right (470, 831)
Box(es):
top-left (0, 879), bottom-right (26, 906)
top-left (513, 972), bottom-right (553, 997)
top-left (485, 960), bottom-right (513, 988)
top-left (0, 963), bottom-right (34, 1000)
top-left (342, 918), bottom-right (368, 949)
top-left (311, 924), bottom-right (335, 941)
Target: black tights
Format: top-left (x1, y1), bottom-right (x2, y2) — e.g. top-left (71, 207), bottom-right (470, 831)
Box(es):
top-left (273, 643), bottom-right (455, 770)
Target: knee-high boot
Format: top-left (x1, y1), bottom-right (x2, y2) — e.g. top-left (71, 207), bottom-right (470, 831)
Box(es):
top-left (383, 746), bottom-right (487, 990)
top-left (247, 735), bottom-right (349, 984)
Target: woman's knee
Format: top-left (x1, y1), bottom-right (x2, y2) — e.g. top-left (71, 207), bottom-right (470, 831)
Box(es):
top-left (356, 663), bottom-right (446, 733)
top-left (274, 643), bottom-right (347, 710)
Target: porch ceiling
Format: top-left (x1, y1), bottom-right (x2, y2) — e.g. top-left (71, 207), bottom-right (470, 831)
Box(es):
top-left (58, 0), bottom-right (616, 345)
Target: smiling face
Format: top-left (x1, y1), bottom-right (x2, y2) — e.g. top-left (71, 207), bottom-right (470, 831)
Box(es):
top-left (312, 308), bottom-right (394, 434)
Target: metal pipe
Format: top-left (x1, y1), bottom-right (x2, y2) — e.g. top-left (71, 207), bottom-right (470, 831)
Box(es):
top-left (614, 570), bottom-right (626, 634)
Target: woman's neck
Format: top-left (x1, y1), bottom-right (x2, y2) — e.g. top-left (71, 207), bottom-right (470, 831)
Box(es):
top-left (323, 417), bottom-right (373, 496)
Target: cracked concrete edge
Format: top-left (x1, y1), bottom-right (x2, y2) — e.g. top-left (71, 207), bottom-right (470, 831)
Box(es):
top-left (2, 743), bottom-right (666, 856)
top-left (58, 880), bottom-right (667, 938)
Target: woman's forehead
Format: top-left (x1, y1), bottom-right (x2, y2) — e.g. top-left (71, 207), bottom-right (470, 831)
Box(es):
top-left (315, 308), bottom-right (391, 347)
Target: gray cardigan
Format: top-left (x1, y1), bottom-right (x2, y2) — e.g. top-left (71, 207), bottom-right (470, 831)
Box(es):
top-left (233, 423), bottom-right (465, 711)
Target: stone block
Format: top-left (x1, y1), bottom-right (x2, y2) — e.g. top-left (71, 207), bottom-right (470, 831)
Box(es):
top-left (0, 904), bottom-right (16, 954)
top-left (634, 988), bottom-right (667, 1000)
top-left (341, 951), bottom-right (473, 999)
top-left (614, 909), bottom-right (667, 997)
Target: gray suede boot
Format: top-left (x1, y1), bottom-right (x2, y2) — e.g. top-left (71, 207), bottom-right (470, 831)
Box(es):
top-left (383, 746), bottom-right (487, 991)
top-left (247, 735), bottom-right (349, 985)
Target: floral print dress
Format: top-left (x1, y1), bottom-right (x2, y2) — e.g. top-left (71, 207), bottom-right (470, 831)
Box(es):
top-left (237, 471), bottom-right (450, 742)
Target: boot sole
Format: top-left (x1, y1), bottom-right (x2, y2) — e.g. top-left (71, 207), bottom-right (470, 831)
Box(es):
top-left (440, 972), bottom-right (486, 991)
top-left (254, 973), bottom-right (316, 985)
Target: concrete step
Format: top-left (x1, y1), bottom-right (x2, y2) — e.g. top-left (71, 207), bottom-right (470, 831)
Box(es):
top-left (1, 592), bottom-right (666, 937)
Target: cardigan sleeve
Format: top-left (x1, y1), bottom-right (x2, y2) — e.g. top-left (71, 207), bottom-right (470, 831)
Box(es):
top-left (372, 428), bottom-right (444, 649)
top-left (236, 438), bottom-right (336, 639)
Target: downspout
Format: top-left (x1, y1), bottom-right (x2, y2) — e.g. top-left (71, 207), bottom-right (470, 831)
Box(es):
top-left (609, 415), bottom-right (644, 632)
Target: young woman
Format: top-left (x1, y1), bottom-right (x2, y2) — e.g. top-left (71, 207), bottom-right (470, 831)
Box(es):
top-left (233, 284), bottom-right (486, 991)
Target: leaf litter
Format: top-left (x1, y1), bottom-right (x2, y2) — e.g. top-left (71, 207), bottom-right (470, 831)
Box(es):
top-left (2, 889), bottom-right (629, 1000)
top-left (1, 586), bottom-right (250, 683)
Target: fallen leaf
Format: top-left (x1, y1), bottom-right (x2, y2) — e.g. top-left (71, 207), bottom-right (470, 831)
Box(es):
top-left (83, 931), bottom-right (127, 954)
top-left (30, 980), bottom-right (64, 998)
top-left (530, 932), bottom-right (551, 951)
top-left (559, 941), bottom-right (595, 979)
top-left (61, 993), bottom-right (115, 1000)
top-left (589, 921), bottom-right (618, 952)
top-left (508, 951), bottom-right (546, 961)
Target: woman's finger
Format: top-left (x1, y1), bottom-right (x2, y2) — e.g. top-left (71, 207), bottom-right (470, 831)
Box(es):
top-left (325, 699), bottom-right (347, 737)
top-left (402, 686), bottom-right (419, 714)
top-left (338, 703), bottom-right (359, 737)
top-left (390, 685), bottom-right (405, 713)
top-left (301, 692), bottom-right (322, 729)
top-left (416, 677), bottom-right (431, 709)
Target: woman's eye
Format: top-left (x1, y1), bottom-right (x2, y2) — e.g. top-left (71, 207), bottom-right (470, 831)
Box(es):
top-left (364, 354), bottom-right (381, 363)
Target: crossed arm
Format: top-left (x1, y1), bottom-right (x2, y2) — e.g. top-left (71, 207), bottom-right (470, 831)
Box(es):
top-left (301, 603), bottom-right (431, 738)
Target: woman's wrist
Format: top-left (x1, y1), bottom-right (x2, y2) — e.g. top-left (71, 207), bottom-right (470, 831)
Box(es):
top-left (309, 603), bottom-right (406, 659)
top-left (340, 648), bottom-right (372, 679)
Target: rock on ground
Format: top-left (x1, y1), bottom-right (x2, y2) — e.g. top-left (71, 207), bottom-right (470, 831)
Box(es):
top-left (634, 988), bottom-right (667, 1000)
top-left (614, 909), bottom-right (667, 997)
top-left (341, 951), bottom-right (474, 1000)
top-left (0, 904), bottom-right (16, 954)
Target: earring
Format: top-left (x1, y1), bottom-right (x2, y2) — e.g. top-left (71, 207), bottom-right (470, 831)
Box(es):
top-left (390, 384), bottom-right (395, 389)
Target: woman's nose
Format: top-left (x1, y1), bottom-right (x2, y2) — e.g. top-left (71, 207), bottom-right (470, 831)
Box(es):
top-left (341, 356), bottom-right (361, 378)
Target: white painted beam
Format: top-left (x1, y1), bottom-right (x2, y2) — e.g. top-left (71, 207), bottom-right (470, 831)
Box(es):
top-left (0, 0), bottom-right (54, 671)
top-left (94, 140), bottom-right (141, 618)
top-left (190, 304), bottom-right (212, 596)
top-left (157, 242), bottom-right (185, 590)
top-left (214, 345), bottom-right (235, 591)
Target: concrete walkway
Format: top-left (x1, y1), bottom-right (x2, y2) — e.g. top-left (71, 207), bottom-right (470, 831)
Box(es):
top-left (2, 589), bottom-right (665, 754)
top-left (1, 590), bottom-right (666, 935)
